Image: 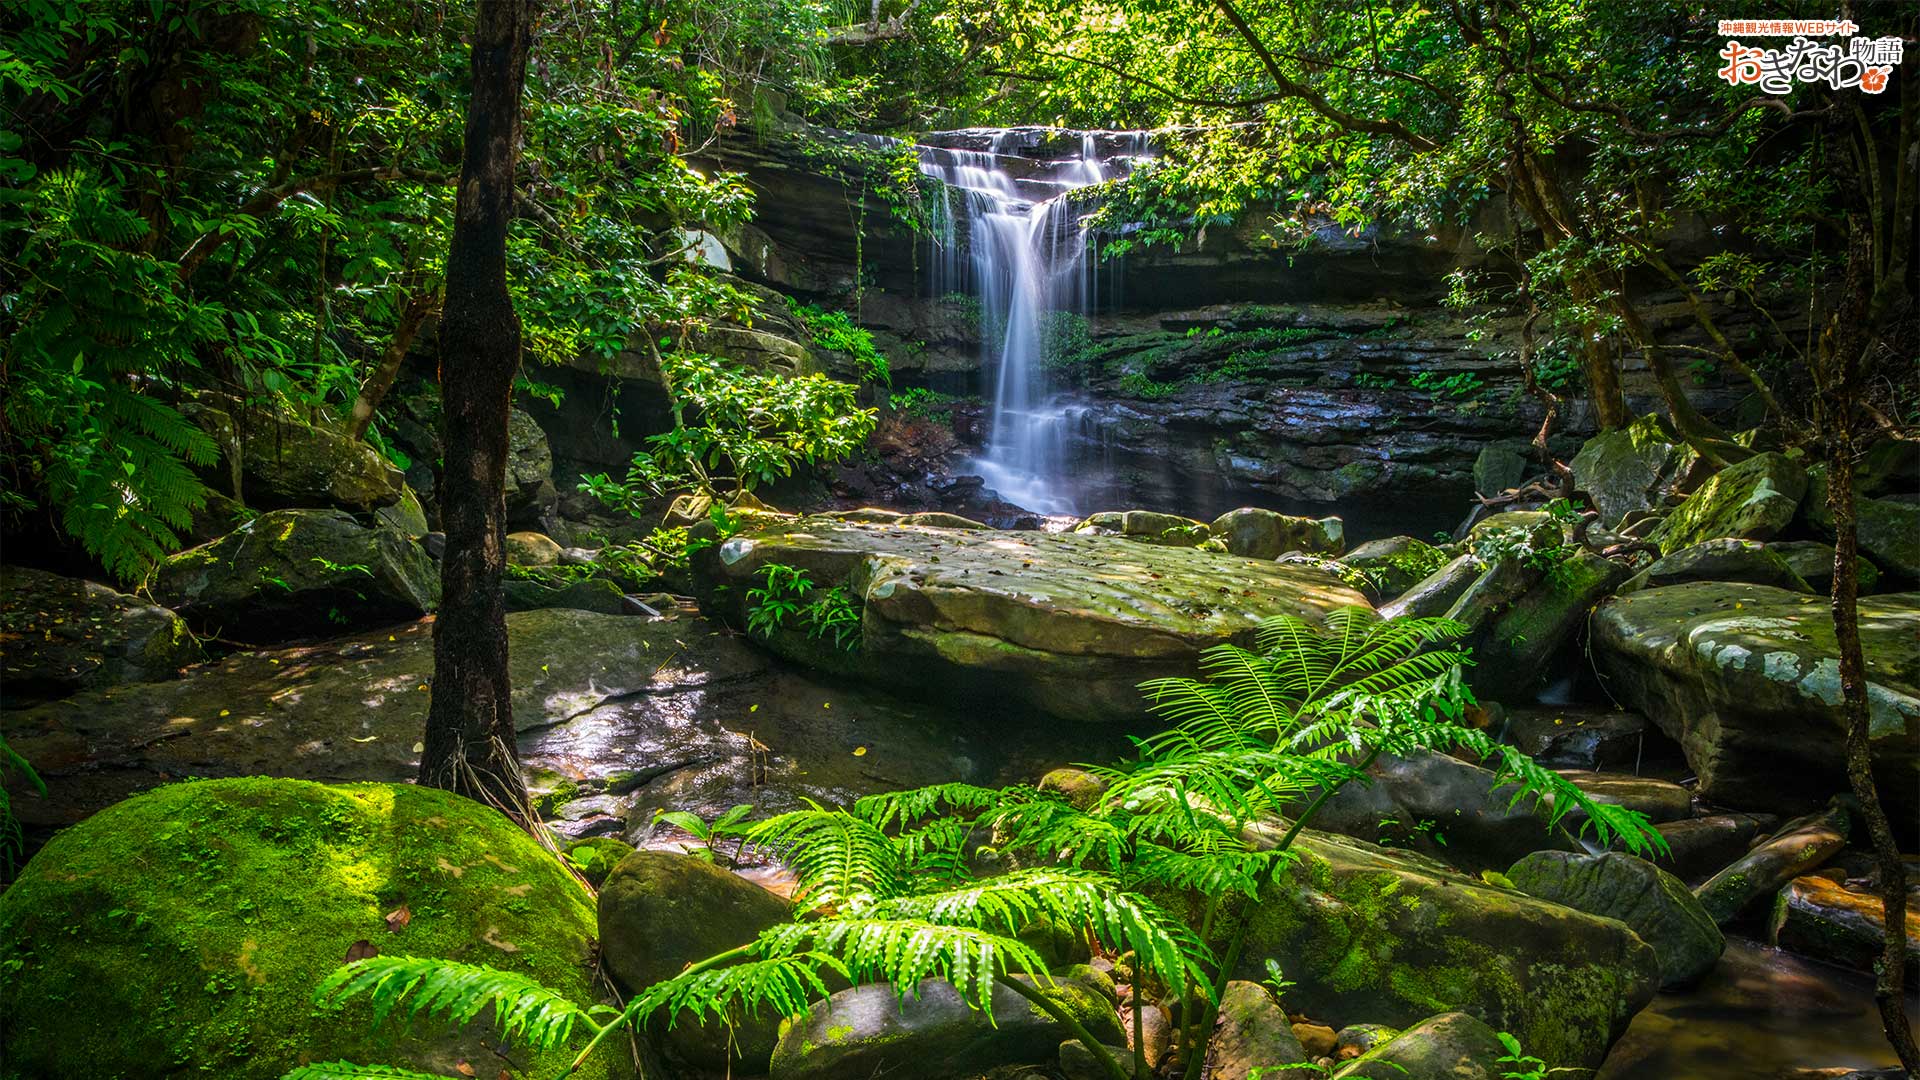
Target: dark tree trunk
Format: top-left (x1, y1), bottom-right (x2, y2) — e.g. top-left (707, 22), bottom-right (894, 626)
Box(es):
top-left (1816, 160), bottom-right (1919, 1076)
top-left (419, 0), bottom-right (535, 819)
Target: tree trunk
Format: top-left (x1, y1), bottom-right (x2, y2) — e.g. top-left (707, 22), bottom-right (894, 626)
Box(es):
top-left (419, 0), bottom-right (535, 819)
top-left (349, 290), bottom-right (438, 440)
top-left (1816, 199), bottom-right (1919, 1077)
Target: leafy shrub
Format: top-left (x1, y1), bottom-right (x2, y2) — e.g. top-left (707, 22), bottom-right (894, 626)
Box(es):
top-left (789, 301), bottom-right (891, 385)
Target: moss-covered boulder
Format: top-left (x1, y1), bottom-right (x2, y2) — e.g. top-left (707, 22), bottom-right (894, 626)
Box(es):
top-left (1305, 747), bottom-right (1580, 875)
top-left (0, 565), bottom-right (201, 706)
top-left (1342, 537), bottom-right (1449, 600)
top-left (769, 974), bottom-right (1123, 1080)
top-left (502, 573), bottom-right (630, 615)
top-left (507, 531), bottom-right (564, 566)
top-left (1209, 829), bottom-right (1659, 1071)
top-left (695, 518), bottom-right (1370, 722)
top-left (184, 397), bottom-right (405, 513)
top-left (1506, 851), bottom-right (1722, 988)
top-left (1591, 582), bottom-right (1919, 824)
top-left (1210, 507), bottom-right (1346, 559)
top-left (1075, 509), bottom-right (1208, 546)
top-left (0, 778), bottom-right (611, 1080)
top-left (1768, 872), bottom-right (1920, 973)
top-left (1466, 550), bottom-right (1631, 702)
top-left (1379, 553), bottom-right (1481, 620)
top-left (1767, 541), bottom-right (1880, 595)
top-left (1212, 980), bottom-right (1313, 1080)
top-left (373, 485), bottom-right (431, 538)
top-left (1620, 538), bottom-right (1813, 595)
top-left (1569, 414), bottom-right (1691, 528)
top-left (1695, 802), bottom-right (1850, 925)
top-left (1647, 452), bottom-right (1806, 555)
top-left (600, 850), bottom-right (791, 991)
top-left (1804, 479), bottom-right (1920, 584)
top-left (600, 849), bottom-right (793, 1071)
top-left (152, 510), bottom-right (438, 641)
top-left (1330, 1012), bottom-right (1507, 1080)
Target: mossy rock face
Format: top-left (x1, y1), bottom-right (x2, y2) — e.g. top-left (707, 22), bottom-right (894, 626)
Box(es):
top-left (1695, 802), bottom-right (1851, 926)
top-left (770, 974), bottom-right (1123, 1080)
top-left (1204, 829), bottom-right (1659, 1071)
top-left (1802, 466), bottom-right (1920, 583)
top-left (1075, 509), bottom-right (1208, 547)
top-left (1569, 414), bottom-right (1691, 528)
top-left (1342, 537), bottom-right (1448, 600)
top-left (599, 850), bottom-right (792, 1072)
top-left (503, 574), bottom-right (629, 615)
top-left (1647, 452), bottom-right (1806, 555)
top-left (374, 485), bottom-right (431, 538)
top-left (1591, 582), bottom-right (1920, 825)
top-left (1768, 871), bottom-right (1920, 973)
top-left (1211, 981), bottom-right (1311, 1080)
top-left (1209, 507), bottom-right (1346, 559)
top-left (1379, 553), bottom-right (1482, 620)
top-left (1506, 850), bottom-right (1723, 989)
top-left (1621, 538), bottom-right (1812, 596)
top-left (1330, 1012), bottom-right (1506, 1080)
top-left (0, 778), bottom-right (612, 1080)
top-left (0, 565), bottom-right (202, 706)
top-left (1469, 550), bottom-right (1630, 703)
top-left (151, 509), bottom-right (439, 641)
top-left (695, 518), bottom-right (1369, 723)
top-left (1767, 541), bottom-right (1880, 595)
top-left (184, 397), bottom-right (404, 513)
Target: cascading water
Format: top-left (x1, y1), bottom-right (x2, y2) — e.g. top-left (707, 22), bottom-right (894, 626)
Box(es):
top-left (919, 131), bottom-right (1148, 515)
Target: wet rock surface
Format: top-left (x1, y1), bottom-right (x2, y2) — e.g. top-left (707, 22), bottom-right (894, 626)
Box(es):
top-left (0, 565), bottom-right (202, 706)
top-left (1209, 828), bottom-right (1660, 1071)
top-left (1506, 850), bottom-right (1723, 989)
top-left (1768, 872), bottom-right (1920, 974)
top-left (1695, 802), bottom-right (1852, 926)
top-left (1591, 583), bottom-right (1920, 825)
top-left (1, 609), bottom-right (1128, 838)
top-left (151, 509), bottom-right (439, 641)
top-left (1330, 1011), bottom-right (1507, 1080)
top-left (696, 518), bottom-right (1371, 722)
top-left (770, 974), bottom-right (1123, 1080)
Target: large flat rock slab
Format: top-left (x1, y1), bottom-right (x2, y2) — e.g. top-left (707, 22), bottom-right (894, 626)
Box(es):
top-left (1, 610), bottom-right (1123, 838)
top-left (1592, 582), bottom-right (1919, 826)
top-left (698, 519), bottom-right (1371, 721)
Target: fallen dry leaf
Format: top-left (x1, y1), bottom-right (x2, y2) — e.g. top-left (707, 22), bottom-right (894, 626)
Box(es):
top-left (384, 905), bottom-right (411, 933)
top-left (454, 1063), bottom-right (476, 1077)
top-left (344, 939), bottom-right (379, 964)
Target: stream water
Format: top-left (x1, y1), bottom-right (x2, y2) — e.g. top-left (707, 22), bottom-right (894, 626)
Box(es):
top-left (919, 130), bottom-right (1149, 516)
top-left (1598, 938), bottom-right (1917, 1078)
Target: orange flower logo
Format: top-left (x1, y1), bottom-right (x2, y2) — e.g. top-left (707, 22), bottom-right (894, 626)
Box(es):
top-left (1861, 65), bottom-right (1891, 94)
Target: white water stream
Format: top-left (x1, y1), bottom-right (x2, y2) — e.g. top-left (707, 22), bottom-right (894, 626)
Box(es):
top-left (918, 131), bottom-right (1149, 515)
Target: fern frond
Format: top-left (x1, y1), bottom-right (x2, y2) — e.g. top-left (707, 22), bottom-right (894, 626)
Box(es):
top-left (313, 955), bottom-right (597, 1051)
top-left (855, 782), bottom-right (1008, 830)
top-left (759, 918), bottom-right (1045, 1013)
top-left (630, 951), bottom-right (845, 1029)
top-left (748, 806), bottom-right (902, 904)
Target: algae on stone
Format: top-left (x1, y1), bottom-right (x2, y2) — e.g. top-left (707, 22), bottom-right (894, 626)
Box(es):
top-left (0, 778), bottom-right (611, 1080)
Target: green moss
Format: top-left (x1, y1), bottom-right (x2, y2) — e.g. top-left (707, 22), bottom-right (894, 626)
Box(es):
top-left (0, 778), bottom-right (610, 1080)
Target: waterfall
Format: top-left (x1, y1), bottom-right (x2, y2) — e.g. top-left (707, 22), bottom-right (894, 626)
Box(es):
top-left (918, 130), bottom-right (1148, 516)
